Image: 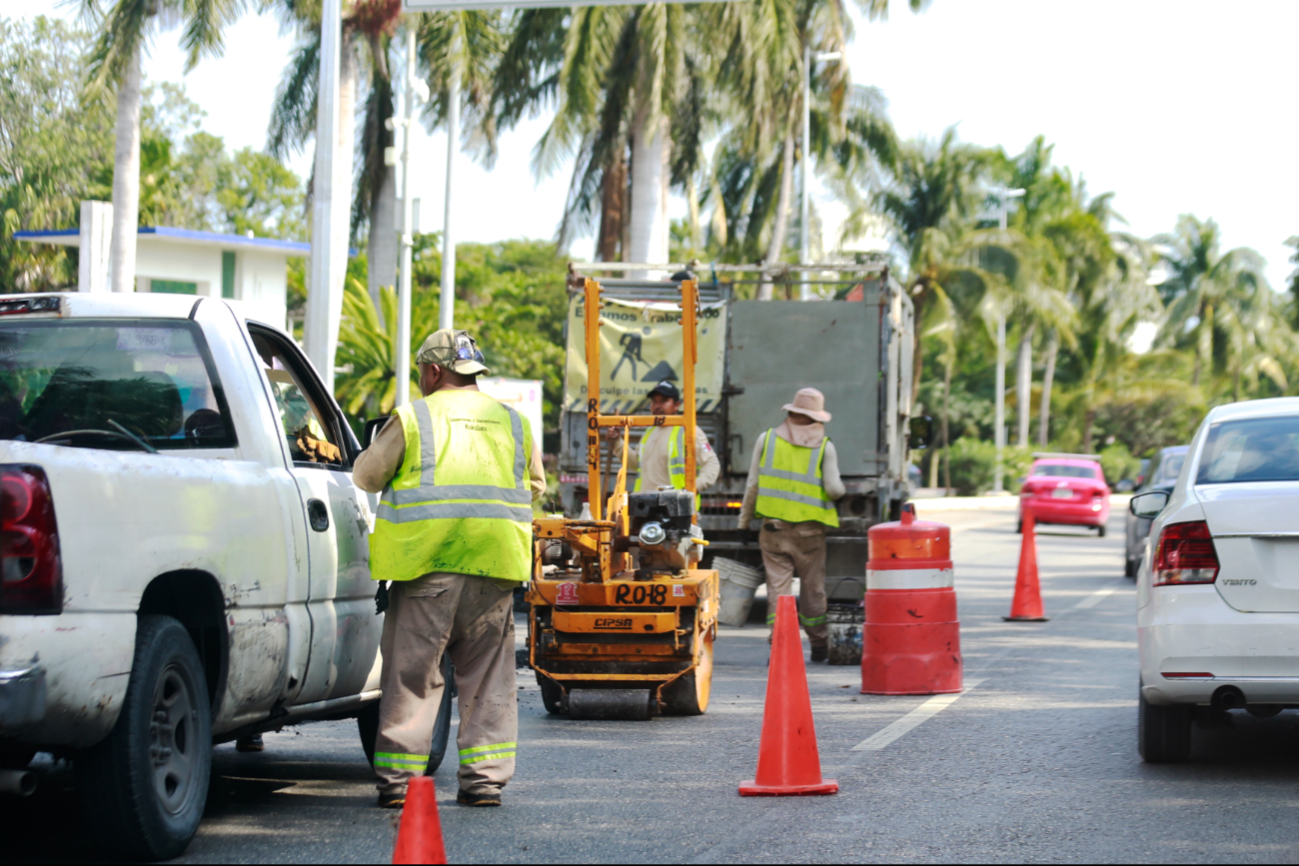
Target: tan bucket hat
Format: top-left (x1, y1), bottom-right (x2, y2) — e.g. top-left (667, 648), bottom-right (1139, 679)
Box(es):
top-left (415, 329), bottom-right (491, 376)
top-left (782, 387), bottom-right (831, 423)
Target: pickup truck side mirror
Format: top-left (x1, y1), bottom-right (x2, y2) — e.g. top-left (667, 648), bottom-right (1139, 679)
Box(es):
top-left (1129, 490), bottom-right (1170, 519)
top-left (362, 416), bottom-right (391, 449)
top-left (908, 415), bottom-right (933, 450)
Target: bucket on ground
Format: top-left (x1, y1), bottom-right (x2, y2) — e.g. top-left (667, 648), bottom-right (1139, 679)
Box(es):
top-left (862, 503), bottom-right (963, 695)
top-left (715, 556), bottom-right (764, 627)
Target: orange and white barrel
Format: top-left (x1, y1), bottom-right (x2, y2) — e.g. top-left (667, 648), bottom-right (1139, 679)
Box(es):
top-left (862, 504), bottom-right (963, 695)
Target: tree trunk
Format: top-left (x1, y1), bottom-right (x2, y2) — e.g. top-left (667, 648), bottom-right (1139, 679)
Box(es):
top-left (942, 359), bottom-right (952, 494)
top-left (1038, 329), bottom-right (1058, 447)
top-left (110, 48), bottom-right (142, 293)
top-left (1193, 301), bottom-right (1213, 387)
top-left (1015, 323), bottom-right (1035, 447)
top-left (597, 147), bottom-right (625, 262)
top-left (758, 132), bottom-right (796, 301)
top-left (367, 73), bottom-right (397, 315)
top-left (909, 281), bottom-right (927, 410)
top-left (628, 102), bottom-right (669, 277)
top-left (1081, 405), bottom-right (1096, 454)
top-left (686, 174), bottom-right (701, 253)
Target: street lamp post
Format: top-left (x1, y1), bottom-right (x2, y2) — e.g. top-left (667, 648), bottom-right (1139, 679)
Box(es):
top-left (800, 47), bottom-right (840, 302)
top-left (989, 185), bottom-right (1025, 494)
top-left (305, 0), bottom-right (346, 391)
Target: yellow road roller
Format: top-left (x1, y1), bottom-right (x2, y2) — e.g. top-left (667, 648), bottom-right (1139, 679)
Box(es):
top-left (526, 276), bottom-right (719, 720)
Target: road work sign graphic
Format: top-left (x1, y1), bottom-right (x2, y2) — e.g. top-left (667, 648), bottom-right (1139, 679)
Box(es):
top-left (564, 295), bottom-right (727, 414)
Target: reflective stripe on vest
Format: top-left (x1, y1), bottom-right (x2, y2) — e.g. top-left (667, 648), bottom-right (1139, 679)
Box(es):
top-left (754, 429), bottom-right (839, 527)
top-left (370, 391), bottom-right (533, 583)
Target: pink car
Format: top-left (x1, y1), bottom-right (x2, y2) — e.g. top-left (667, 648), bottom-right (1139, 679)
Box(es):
top-left (1018, 456), bottom-right (1112, 536)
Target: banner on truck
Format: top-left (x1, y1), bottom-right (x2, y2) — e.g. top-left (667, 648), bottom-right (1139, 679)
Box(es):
top-left (564, 295), bottom-right (727, 414)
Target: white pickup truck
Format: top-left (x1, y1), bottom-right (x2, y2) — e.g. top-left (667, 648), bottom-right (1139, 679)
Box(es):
top-left (0, 292), bottom-right (402, 859)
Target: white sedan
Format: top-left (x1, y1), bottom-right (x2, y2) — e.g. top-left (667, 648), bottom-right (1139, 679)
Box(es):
top-left (1134, 397), bottom-right (1299, 762)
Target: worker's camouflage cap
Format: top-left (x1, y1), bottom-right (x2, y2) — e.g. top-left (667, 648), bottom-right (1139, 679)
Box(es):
top-left (415, 328), bottom-right (491, 376)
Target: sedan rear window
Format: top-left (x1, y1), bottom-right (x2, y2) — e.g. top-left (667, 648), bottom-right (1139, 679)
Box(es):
top-left (1197, 416), bottom-right (1299, 484)
top-left (0, 319), bottom-right (234, 450)
top-left (1032, 463), bottom-right (1099, 479)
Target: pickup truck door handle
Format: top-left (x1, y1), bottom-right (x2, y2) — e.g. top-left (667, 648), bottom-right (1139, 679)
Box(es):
top-left (307, 499), bottom-right (330, 532)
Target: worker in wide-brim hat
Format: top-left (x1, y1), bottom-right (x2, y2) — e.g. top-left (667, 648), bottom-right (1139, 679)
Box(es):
top-left (354, 328), bottom-right (547, 809)
top-left (736, 387), bottom-right (845, 662)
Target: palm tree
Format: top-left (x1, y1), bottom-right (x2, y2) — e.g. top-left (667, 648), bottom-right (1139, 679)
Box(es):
top-left (875, 127), bottom-right (987, 406)
top-left (492, 4), bottom-right (692, 270)
top-left (82, 0), bottom-right (246, 292)
top-left (1155, 215), bottom-right (1272, 387)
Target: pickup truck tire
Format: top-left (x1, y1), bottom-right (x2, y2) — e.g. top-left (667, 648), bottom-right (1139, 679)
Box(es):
top-left (357, 656), bottom-right (455, 775)
top-left (75, 615), bottom-right (212, 861)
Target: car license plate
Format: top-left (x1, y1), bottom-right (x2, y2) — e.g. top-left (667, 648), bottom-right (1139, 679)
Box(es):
top-left (1051, 488), bottom-right (1073, 499)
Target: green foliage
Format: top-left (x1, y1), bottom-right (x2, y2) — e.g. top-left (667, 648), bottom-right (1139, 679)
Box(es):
top-left (947, 437), bottom-right (995, 496)
top-left (0, 21), bottom-right (304, 294)
top-left (1099, 442), bottom-right (1140, 486)
top-left (336, 237), bottom-right (568, 435)
top-left (0, 16), bottom-right (114, 291)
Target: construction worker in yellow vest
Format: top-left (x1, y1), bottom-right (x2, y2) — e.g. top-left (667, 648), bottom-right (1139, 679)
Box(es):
top-left (353, 329), bottom-right (546, 810)
top-left (736, 388), bottom-right (845, 662)
top-left (608, 380), bottom-right (720, 498)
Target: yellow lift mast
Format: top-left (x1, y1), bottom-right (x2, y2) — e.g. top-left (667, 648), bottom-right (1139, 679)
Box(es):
top-left (527, 277), bottom-right (720, 720)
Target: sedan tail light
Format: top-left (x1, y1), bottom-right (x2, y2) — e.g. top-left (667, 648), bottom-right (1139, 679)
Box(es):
top-left (0, 465), bottom-right (62, 614)
top-left (1153, 520), bottom-right (1218, 586)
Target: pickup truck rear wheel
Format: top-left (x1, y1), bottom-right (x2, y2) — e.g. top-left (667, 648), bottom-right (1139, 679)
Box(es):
top-left (75, 615), bottom-right (211, 861)
top-left (358, 656), bottom-right (455, 775)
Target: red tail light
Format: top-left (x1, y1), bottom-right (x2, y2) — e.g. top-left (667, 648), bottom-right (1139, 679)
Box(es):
top-left (0, 465), bottom-right (62, 614)
top-left (1153, 520), bottom-right (1218, 587)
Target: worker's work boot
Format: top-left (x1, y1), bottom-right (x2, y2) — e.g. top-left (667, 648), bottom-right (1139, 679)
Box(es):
top-left (377, 790), bottom-right (406, 809)
top-left (236, 734), bottom-right (265, 753)
top-left (456, 790), bottom-right (502, 807)
top-left (810, 645), bottom-right (828, 663)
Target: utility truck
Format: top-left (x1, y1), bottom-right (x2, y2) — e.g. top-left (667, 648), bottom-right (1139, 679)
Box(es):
top-left (555, 264), bottom-right (922, 613)
top-left (0, 292), bottom-right (407, 860)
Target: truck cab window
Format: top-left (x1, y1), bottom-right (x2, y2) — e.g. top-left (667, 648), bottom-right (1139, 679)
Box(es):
top-left (0, 320), bottom-right (235, 450)
top-left (250, 332), bottom-right (344, 467)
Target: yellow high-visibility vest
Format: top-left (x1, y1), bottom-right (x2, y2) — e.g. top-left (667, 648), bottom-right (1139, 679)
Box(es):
top-left (754, 429), bottom-right (839, 527)
top-left (632, 425), bottom-right (700, 508)
top-left (370, 390), bottom-right (533, 583)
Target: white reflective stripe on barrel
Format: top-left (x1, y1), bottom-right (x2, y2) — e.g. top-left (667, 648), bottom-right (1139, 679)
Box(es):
top-left (867, 567), bottom-right (954, 591)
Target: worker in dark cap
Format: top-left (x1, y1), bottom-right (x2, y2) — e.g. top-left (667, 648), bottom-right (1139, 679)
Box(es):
top-left (608, 379), bottom-right (720, 497)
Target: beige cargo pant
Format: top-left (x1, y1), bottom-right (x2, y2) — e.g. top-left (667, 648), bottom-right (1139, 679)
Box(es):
top-left (373, 572), bottom-right (518, 797)
top-left (759, 520), bottom-right (829, 647)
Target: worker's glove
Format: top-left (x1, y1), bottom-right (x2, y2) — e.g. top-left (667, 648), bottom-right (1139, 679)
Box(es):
top-left (374, 581), bottom-right (390, 615)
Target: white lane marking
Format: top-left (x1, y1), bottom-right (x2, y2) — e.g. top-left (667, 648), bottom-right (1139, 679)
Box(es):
top-left (1072, 579), bottom-right (1126, 611)
top-left (850, 679), bottom-right (985, 751)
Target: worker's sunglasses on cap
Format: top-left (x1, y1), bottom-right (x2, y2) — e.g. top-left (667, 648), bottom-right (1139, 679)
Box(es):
top-left (449, 345), bottom-right (485, 363)
top-left (448, 333), bottom-right (485, 364)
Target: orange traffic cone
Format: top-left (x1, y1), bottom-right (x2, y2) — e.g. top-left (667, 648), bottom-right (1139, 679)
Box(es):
top-left (1004, 506), bottom-right (1049, 622)
top-left (392, 777), bottom-right (447, 865)
top-left (739, 595), bottom-right (838, 796)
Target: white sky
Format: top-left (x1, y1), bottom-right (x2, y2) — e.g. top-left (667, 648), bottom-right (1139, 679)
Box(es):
top-left (5, 0), bottom-right (1297, 291)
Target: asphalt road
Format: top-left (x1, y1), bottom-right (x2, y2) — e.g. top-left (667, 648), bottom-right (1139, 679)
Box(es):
top-left (10, 506), bottom-right (1299, 863)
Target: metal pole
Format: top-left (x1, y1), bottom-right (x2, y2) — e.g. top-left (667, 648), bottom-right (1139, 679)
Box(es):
top-left (305, 0), bottom-right (342, 389)
top-left (439, 41), bottom-right (460, 331)
top-left (799, 44), bottom-right (811, 302)
top-left (395, 27), bottom-right (416, 408)
top-left (993, 198), bottom-right (1009, 493)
